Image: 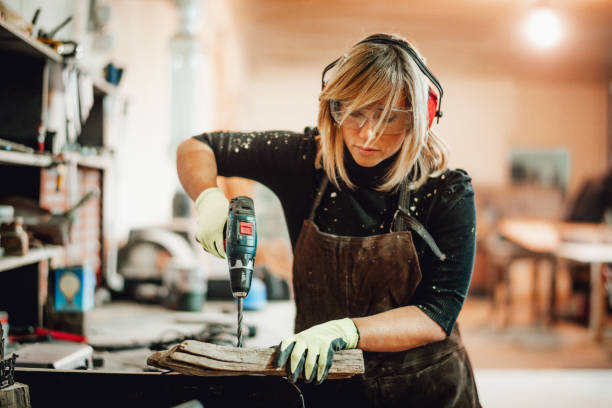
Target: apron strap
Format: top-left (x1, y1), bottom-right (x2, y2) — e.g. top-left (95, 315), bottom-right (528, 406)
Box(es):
top-left (308, 175), bottom-right (329, 221)
top-left (308, 173), bottom-right (447, 262)
top-left (393, 178), bottom-right (447, 262)
top-left (394, 178), bottom-right (411, 232)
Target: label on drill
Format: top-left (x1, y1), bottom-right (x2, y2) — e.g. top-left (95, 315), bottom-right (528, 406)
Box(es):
top-left (239, 221), bottom-right (253, 236)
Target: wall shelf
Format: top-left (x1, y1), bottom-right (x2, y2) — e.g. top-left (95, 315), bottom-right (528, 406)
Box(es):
top-left (92, 78), bottom-right (117, 97)
top-left (0, 19), bottom-right (62, 63)
top-left (0, 150), bottom-right (53, 167)
top-left (65, 152), bottom-right (112, 170)
top-left (0, 150), bottom-right (112, 170)
top-left (0, 246), bottom-right (62, 273)
top-left (76, 154), bottom-right (112, 170)
top-left (0, 11), bottom-right (115, 327)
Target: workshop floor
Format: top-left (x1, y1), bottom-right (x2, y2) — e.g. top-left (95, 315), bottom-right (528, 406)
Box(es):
top-left (459, 295), bottom-right (612, 407)
top-left (459, 296), bottom-right (612, 369)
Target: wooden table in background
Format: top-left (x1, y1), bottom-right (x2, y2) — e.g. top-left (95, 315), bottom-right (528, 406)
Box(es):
top-left (498, 219), bottom-right (612, 342)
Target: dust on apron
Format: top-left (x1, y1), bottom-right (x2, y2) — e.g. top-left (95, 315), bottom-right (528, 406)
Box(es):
top-left (291, 176), bottom-right (481, 407)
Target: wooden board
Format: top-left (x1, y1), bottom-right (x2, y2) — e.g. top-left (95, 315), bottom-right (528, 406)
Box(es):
top-left (0, 382), bottom-right (31, 408)
top-left (147, 340), bottom-right (364, 380)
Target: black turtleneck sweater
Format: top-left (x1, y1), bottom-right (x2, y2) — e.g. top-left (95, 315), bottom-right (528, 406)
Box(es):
top-left (193, 128), bottom-right (476, 335)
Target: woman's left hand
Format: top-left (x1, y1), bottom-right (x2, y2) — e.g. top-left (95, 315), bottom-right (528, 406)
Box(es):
top-left (276, 318), bottom-right (359, 384)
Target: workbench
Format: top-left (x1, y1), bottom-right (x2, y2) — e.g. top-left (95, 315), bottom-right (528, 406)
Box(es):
top-left (15, 369), bottom-right (305, 408)
top-left (12, 300), bottom-right (301, 407)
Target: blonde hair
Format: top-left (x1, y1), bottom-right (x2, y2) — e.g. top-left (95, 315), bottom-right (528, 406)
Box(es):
top-left (316, 33), bottom-right (449, 191)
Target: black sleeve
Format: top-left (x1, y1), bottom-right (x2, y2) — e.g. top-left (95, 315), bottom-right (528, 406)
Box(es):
top-left (192, 129), bottom-right (317, 198)
top-left (192, 129), bottom-right (319, 247)
top-left (411, 170), bottom-right (477, 336)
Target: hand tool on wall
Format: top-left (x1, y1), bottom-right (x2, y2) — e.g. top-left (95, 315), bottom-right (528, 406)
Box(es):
top-left (30, 8), bottom-right (40, 36)
top-left (38, 15), bottom-right (72, 42)
top-left (224, 196), bottom-right (257, 347)
top-left (36, 13), bottom-right (81, 57)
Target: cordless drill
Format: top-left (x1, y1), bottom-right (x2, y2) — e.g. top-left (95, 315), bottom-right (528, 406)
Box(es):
top-left (224, 196), bottom-right (257, 347)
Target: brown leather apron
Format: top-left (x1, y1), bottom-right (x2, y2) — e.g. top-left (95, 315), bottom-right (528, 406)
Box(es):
top-left (291, 176), bottom-right (481, 407)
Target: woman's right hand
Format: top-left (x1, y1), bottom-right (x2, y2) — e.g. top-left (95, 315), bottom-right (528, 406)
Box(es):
top-left (195, 187), bottom-right (229, 259)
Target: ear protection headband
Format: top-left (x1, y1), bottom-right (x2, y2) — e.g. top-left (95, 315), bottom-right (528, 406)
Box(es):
top-left (321, 35), bottom-right (444, 129)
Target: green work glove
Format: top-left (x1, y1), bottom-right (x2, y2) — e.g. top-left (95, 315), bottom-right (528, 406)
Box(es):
top-left (195, 187), bottom-right (229, 259)
top-left (276, 318), bottom-right (360, 385)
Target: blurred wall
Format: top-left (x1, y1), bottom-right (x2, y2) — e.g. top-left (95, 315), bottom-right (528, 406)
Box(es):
top-left (508, 79), bottom-right (608, 193)
top-left (215, 64), bottom-right (609, 197)
top-left (108, 0), bottom-right (179, 238)
top-left (439, 75), bottom-right (609, 194)
top-left (209, 0), bottom-right (611, 200)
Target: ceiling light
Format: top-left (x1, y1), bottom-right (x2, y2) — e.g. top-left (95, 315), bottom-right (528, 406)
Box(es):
top-left (524, 7), bottom-right (564, 48)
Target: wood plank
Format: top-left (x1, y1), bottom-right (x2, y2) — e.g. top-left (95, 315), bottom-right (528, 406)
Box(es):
top-left (0, 382), bottom-right (31, 408)
top-left (148, 350), bottom-right (357, 379)
top-left (173, 351), bottom-right (270, 372)
top-left (148, 350), bottom-right (261, 377)
top-left (147, 341), bottom-right (364, 380)
top-left (177, 340), bottom-right (364, 374)
top-left (178, 340), bottom-right (271, 363)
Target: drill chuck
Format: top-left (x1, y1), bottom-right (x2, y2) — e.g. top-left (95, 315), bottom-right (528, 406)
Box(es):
top-left (229, 264), bottom-right (253, 297)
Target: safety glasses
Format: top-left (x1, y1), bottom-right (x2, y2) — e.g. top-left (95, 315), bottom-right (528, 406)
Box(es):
top-left (330, 100), bottom-right (413, 134)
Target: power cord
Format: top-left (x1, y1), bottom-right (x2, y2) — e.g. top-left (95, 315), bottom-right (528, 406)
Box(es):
top-left (285, 379), bottom-right (306, 408)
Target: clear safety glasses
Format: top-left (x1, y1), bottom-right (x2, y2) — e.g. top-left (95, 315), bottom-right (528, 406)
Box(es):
top-left (330, 100), bottom-right (413, 134)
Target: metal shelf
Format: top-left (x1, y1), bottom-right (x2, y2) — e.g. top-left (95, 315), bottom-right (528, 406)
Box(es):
top-left (0, 18), bottom-right (62, 63)
top-left (0, 246), bottom-right (62, 273)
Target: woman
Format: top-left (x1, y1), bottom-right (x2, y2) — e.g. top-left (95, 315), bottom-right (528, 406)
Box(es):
top-left (177, 33), bottom-right (480, 407)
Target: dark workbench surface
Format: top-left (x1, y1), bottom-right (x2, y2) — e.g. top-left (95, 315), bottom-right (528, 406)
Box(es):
top-left (12, 301), bottom-right (299, 407)
top-left (16, 368), bottom-right (305, 408)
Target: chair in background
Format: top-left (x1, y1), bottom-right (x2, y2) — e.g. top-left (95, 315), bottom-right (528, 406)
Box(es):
top-left (474, 184), bottom-right (564, 327)
top-left (561, 170), bottom-right (612, 323)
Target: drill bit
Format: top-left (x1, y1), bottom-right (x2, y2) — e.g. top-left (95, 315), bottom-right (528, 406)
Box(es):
top-left (237, 297), bottom-right (243, 347)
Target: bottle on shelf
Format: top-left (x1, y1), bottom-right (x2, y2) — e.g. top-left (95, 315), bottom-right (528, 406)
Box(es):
top-left (0, 217), bottom-right (29, 256)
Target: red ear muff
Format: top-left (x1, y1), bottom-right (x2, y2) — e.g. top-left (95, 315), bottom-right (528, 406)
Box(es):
top-left (427, 87), bottom-right (438, 130)
top-left (322, 37), bottom-right (444, 128)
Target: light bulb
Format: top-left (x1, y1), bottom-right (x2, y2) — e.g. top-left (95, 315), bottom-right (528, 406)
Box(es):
top-left (59, 271), bottom-right (81, 305)
top-left (524, 7), bottom-right (564, 48)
